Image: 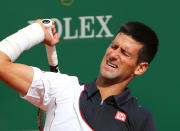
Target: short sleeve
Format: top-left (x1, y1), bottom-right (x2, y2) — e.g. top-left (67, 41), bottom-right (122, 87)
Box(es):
top-left (21, 67), bottom-right (77, 111)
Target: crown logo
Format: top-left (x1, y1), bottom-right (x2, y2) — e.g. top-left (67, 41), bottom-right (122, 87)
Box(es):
top-left (61, 0), bottom-right (74, 6)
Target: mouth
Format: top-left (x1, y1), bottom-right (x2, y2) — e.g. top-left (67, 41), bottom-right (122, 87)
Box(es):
top-left (106, 60), bottom-right (118, 69)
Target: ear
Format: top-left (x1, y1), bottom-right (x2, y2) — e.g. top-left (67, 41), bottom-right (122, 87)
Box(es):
top-left (134, 62), bottom-right (149, 75)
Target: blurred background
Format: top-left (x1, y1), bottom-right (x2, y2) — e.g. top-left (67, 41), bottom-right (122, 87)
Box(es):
top-left (0, 0), bottom-right (179, 130)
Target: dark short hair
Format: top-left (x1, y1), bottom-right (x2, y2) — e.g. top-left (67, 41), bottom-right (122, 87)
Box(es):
top-left (119, 22), bottom-right (159, 64)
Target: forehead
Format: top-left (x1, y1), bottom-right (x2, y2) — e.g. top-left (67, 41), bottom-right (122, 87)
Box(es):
top-left (112, 33), bottom-right (143, 52)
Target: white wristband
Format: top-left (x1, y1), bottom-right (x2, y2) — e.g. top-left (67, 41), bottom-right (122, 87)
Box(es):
top-left (0, 23), bottom-right (45, 62)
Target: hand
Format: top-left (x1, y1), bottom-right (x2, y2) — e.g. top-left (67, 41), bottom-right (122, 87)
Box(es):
top-left (35, 19), bottom-right (60, 46)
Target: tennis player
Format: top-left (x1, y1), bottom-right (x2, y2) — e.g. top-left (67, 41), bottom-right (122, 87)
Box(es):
top-left (0, 19), bottom-right (158, 131)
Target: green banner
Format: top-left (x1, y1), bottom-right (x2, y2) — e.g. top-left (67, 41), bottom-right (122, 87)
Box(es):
top-left (0, 0), bottom-right (179, 130)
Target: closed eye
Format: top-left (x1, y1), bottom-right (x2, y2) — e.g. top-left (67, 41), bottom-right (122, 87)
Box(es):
top-left (121, 48), bottom-right (130, 57)
top-left (111, 44), bottom-right (119, 49)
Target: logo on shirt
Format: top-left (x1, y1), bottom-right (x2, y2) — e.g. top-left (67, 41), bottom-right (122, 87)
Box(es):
top-left (115, 111), bottom-right (127, 122)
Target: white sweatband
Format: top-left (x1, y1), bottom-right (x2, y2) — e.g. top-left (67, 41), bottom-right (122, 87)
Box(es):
top-left (0, 23), bottom-right (44, 62)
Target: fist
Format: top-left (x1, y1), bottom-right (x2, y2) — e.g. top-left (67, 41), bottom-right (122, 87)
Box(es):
top-left (35, 19), bottom-right (60, 46)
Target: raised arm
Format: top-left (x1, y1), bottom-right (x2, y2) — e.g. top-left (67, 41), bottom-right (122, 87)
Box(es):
top-left (0, 19), bottom-right (59, 96)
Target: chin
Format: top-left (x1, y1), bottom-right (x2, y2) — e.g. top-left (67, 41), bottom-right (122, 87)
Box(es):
top-left (100, 70), bottom-right (119, 80)
top-left (99, 62), bottom-right (120, 80)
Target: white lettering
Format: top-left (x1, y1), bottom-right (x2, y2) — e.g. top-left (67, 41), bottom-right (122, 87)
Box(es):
top-left (63, 17), bottom-right (78, 39)
top-left (28, 15), bottom-right (114, 40)
top-left (79, 16), bottom-right (94, 38)
top-left (96, 15), bottom-right (113, 38)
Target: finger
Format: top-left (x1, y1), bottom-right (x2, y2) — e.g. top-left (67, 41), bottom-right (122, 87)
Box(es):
top-left (52, 25), bottom-right (56, 35)
top-left (51, 19), bottom-right (55, 25)
top-left (46, 33), bottom-right (59, 46)
top-left (52, 33), bottom-right (60, 45)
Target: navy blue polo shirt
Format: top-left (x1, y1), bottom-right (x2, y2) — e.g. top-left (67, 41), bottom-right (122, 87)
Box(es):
top-left (80, 80), bottom-right (156, 131)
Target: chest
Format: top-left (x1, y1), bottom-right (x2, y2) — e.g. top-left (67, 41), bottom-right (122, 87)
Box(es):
top-left (79, 91), bottom-right (135, 131)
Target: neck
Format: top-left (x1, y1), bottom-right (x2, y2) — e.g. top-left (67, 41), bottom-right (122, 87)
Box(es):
top-left (96, 75), bottom-right (133, 101)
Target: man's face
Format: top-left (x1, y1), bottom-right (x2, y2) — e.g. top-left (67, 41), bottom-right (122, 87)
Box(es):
top-left (99, 33), bottom-right (143, 82)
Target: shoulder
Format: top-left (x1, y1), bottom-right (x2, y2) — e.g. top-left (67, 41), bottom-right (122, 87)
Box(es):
top-left (31, 66), bottom-right (81, 95)
top-left (126, 97), bottom-right (156, 131)
top-left (32, 66), bottom-right (79, 85)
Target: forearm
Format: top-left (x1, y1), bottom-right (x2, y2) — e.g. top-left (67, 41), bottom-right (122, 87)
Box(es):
top-left (0, 23), bottom-right (44, 62)
top-left (0, 22), bottom-right (45, 95)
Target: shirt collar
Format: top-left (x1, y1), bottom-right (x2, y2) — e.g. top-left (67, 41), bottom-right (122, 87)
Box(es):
top-left (85, 79), bottom-right (132, 106)
top-left (85, 79), bottom-right (99, 98)
top-left (112, 88), bottom-right (132, 106)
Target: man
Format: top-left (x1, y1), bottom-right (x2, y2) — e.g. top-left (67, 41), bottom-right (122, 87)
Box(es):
top-left (0, 19), bottom-right (158, 131)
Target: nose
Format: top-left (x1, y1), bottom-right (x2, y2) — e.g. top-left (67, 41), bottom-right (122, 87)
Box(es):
top-left (109, 50), bottom-right (119, 61)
